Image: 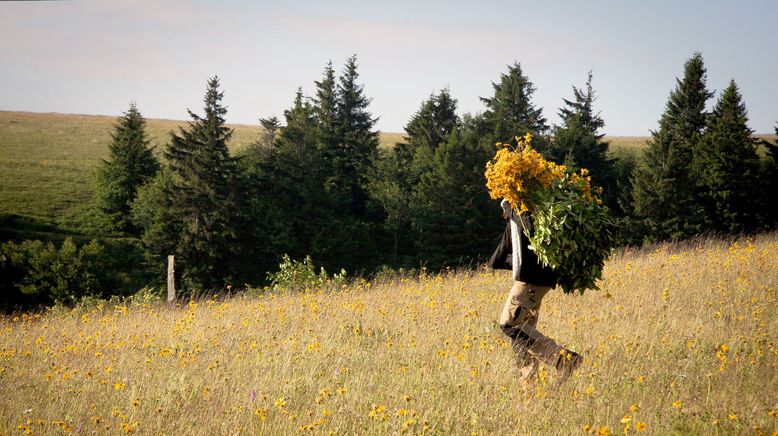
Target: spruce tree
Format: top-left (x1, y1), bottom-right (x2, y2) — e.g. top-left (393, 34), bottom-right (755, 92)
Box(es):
top-left (631, 53), bottom-right (713, 240)
top-left (314, 61), bottom-right (339, 156)
top-left (333, 55), bottom-right (380, 216)
top-left (370, 90), bottom-right (460, 265)
top-left (411, 118), bottom-right (494, 267)
top-left (548, 72), bottom-right (614, 202)
top-left (94, 102), bottom-right (159, 234)
top-left (480, 62), bottom-right (548, 145)
top-left (693, 80), bottom-right (761, 233)
top-left (758, 125), bottom-right (778, 227)
top-left (162, 76), bottom-right (240, 290)
top-left (405, 89), bottom-right (460, 194)
top-left (258, 116), bottom-right (280, 147)
top-left (265, 88), bottom-right (327, 261)
top-left (404, 88), bottom-right (459, 151)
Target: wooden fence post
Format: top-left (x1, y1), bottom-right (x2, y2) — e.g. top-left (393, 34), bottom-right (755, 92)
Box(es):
top-left (167, 255), bottom-right (176, 303)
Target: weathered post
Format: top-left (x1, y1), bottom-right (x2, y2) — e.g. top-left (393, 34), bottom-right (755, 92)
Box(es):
top-left (167, 255), bottom-right (176, 303)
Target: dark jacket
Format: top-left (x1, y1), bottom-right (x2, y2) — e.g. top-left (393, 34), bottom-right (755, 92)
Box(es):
top-left (491, 199), bottom-right (557, 287)
top-left (513, 213), bottom-right (557, 287)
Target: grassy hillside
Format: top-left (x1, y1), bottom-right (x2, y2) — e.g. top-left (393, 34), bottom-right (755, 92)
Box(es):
top-left (1, 233), bottom-right (776, 434)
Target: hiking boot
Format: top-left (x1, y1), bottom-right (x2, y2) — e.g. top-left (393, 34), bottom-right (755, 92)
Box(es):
top-left (555, 350), bottom-right (583, 384)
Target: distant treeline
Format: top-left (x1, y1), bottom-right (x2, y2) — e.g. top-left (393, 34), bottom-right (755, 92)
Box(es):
top-left (2, 53), bottom-right (776, 308)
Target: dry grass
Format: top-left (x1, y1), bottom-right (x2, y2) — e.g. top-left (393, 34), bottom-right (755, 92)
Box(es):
top-left (1, 234), bottom-right (776, 434)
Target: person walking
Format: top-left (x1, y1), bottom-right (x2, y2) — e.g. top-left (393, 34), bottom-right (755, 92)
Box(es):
top-left (496, 198), bottom-right (583, 384)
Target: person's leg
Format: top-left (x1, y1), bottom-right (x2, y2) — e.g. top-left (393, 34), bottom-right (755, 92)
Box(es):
top-left (499, 281), bottom-right (549, 380)
top-left (518, 312), bottom-right (584, 383)
top-left (499, 281), bottom-right (583, 382)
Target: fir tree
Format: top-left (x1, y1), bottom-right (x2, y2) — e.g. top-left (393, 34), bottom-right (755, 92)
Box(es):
top-left (548, 72), bottom-right (615, 204)
top-left (404, 88), bottom-right (459, 151)
top-left (693, 80), bottom-right (761, 233)
top-left (258, 116), bottom-right (280, 147)
top-left (631, 53), bottom-right (713, 240)
top-left (265, 88), bottom-right (327, 261)
top-left (411, 119), bottom-right (495, 267)
top-left (404, 89), bottom-right (460, 197)
top-left (480, 62), bottom-right (548, 145)
top-left (758, 125), bottom-right (778, 227)
top-left (314, 61), bottom-right (339, 155)
top-left (333, 55), bottom-right (380, 216)
top-left (94, 102), bottom-right (159, 234)
top-left (161, 76), bottom-right (240, 290)
top-left (370, 90), bottom-right (460, 264)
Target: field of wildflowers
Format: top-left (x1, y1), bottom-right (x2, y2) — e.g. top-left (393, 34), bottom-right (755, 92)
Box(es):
top-left (1, 233), bottom-right (776, 434)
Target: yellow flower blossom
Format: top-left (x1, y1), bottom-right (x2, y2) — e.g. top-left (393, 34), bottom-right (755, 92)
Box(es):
top-left (485, 135), bottom-right (567, 213)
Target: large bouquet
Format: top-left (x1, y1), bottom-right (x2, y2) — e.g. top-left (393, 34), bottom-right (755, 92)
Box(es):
top-left (484, 134), bottom-right (615, 294)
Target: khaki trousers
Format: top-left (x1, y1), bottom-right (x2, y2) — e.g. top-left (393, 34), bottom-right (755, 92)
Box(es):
top-left (499, 281), bottom-right (564, 379)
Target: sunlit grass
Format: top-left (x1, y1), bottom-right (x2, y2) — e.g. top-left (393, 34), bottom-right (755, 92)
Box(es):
top-left (1, 233), bottom-right (776, 434)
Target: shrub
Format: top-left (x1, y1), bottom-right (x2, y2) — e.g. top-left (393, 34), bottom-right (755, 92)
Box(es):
top-left (0, 237), bottom-right (108, 308)
top-left (266, 254), bottom-right (347, 292)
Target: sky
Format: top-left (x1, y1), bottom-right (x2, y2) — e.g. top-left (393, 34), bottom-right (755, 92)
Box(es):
top-left (1, 0), bottom-right (776, 135)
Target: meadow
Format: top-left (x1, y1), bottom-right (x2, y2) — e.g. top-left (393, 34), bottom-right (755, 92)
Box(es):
top-left (1, 233), bottom-right (776, 434)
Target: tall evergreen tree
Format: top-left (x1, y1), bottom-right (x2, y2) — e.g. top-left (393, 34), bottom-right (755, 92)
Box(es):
top-left (404, 88), bottom-right (459, 152)
top-left (241, 116), bottom-right (280, 171)
top-left (548, 72), bottom-right (615, 203)
top-left (758, 125), bottom-right (778, 228)
top-left (314, 61), bottom-right (339, 155)
top-left (161, 76), bottom-right (240, 290)
top-left (480, 62), bottom-right (548, 145)
top-left (404, 89), bottom-right (461, 193)
top-left (332, 55), bottom-right (380, 216)
top-left (631, 53), bottom-right (713, 240)
top-left (263, 88), bottom-right (327, 261)
top-left (692, 80), bottom-right (761, 233)
top-left (411, 118), bottom-right (495, 267)
top-left (94, 102), bottom-right (159, 234)
top-left (258, 116), bottom-right (280, 147)
top-left (370, 89), bottom-right (460, 264)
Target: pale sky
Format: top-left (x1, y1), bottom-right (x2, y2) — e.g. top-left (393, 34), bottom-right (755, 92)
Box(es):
top-left (1, 0), bottom-right (776, 135)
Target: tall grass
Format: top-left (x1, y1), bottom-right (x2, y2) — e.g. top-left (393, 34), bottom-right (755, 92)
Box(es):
top-left (1, 233), bottom-right (776, 434)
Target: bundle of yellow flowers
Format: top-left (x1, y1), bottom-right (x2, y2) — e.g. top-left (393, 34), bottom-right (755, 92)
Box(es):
top-left (484, 134), bottom-right (614, 294)
top-left (485, 133), bottom-right (566, 213)
top-left (485, 133), bottom-right (598, 212)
